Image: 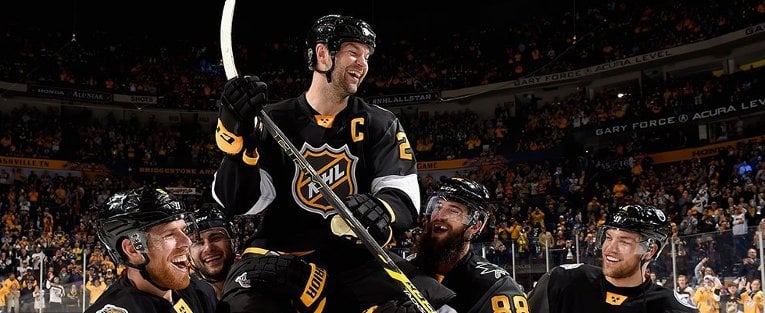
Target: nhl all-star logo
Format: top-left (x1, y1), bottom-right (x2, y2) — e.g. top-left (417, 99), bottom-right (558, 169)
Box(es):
top-left (292, 143), bottom-right (358, 218)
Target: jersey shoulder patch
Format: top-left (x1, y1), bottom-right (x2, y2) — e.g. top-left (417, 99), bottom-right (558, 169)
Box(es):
top-left (559, 263), bottom-right (584, 270)
top-left (475, 261), bottom-right (510, 279)
top-left (235, 272), bottom-right (251, 288)
top-left (674, 289), bottom-right (697, 309)
top-left (95, 304), bottom-right (129, 313)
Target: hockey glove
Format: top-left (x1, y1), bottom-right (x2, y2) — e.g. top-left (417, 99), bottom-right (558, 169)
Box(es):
top-left (331, 193), bottom-right (394, 246)
top-left (216, 75), bottom-right (268, 156)
top-left (243, 253), bottom-right (328, 313)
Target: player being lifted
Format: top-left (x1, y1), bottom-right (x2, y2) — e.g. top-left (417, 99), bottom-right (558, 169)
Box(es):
top-left (213, 14), bottom-right (452, 312)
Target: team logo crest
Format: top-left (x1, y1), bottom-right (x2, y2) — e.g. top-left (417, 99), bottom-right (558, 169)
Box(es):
top-left (292, 143), bottom-right (358, 217)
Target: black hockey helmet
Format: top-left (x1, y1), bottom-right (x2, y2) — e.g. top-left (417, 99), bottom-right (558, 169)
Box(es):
top-left (597, 204), bottom-right (670, 261)
top-left (96, 187), bottom-right (196, 264)
top-left (425, 177), bottom-right (490, 240)
top-left (190, 205), bottom-right (234, 282)
top-left (306, 14), bottom-right (376, 71)
top-left (194, 205), bottom-right (232, 234)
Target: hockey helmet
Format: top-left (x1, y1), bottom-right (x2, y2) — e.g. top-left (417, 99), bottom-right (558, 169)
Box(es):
top-left (96, 187), bottom-right (196, 264)
top-left (191, 205), bottom-right (233, 251)
top-left (193, 205), bottom-right (232, 234)
top-left (597, 204), bottom-right (670, 261)
top-left (306, 14), bottom-right (376, 71)
top-left (425, 177), bottom-right (490, 238)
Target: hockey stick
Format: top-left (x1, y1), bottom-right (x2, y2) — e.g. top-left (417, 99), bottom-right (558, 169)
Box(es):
top-left (219, 2), bottom-right (435, 313)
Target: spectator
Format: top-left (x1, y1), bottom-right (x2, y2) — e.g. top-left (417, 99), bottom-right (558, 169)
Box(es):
top-left (679, 207), bottom-right (700, 235)
top-left (64, 284), bottom-right (80, 311)
top-left (676, 274), bottom-right (696, 306)
top-left (32, 285), bottom-right (43, 312)
top-left (3, 273), bottom-right (20, 292)
top-left (671, 222), bottom-right (690, 275)
top-left (694, 275), bottom-right (721, 313)
top-left (537, 225), bottom-right (554, 257)
top-left (740, 248), bottom-right (762, 283)
top-left (695, 257), bottom-right (723, 288)
top-left (612, 179), bottom-right (629, 206)
top-left (488, 233), bottom-right (508, 264)
top-left (738, 279), bottom-right (763, 313)
top-left (19, 280), bottom-right (34, 313)
top-left (732, 205), bottom-right (749, 259)
top-left (720, 281), bottom-right (741, 313)
top-left (6, 282), bottom-right (20, 313)
top-left (84, 277), bottom-right (106, 306)
top-left (46, 276), bottom-right (65, 312)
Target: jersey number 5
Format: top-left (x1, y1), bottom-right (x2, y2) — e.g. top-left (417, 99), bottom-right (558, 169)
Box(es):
top-left (491, 295), bottom-right (529, 313)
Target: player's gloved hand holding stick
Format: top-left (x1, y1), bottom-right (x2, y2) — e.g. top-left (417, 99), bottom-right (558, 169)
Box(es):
top-left (216, 76), bottom-right (268, 157)
top-left (332, 194), bottom-right (395, 246)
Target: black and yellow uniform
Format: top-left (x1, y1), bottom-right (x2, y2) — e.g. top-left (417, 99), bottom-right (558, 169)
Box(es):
top-left (184, 276), bottom-right (218, 313)
top-left (528, 264), bottom-right (698, 313)
top-left (414, 250), bottom-right (528, 313)
top-left (217, 249), bottom-right (301, 313)
top-left (213, 94), bottom-right (420, 312)
top-left (85, 275), bottom-right (216, 313)
top-left (219, 248), bottom-right (456, 313)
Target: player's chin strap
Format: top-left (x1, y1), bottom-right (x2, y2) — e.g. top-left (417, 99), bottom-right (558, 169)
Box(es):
top-left (464, 211), bottom-right (486, 242)
top-left (315, 52), bottom-right (338, 83)
top-left (638, 244), bottom-right (656, 313)
top-left (124, 255), bottom-right (171, 292)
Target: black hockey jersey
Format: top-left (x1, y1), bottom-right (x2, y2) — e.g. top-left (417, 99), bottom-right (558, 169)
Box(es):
top-left (528, 263), bottom-right (698, 313)
top-left (212, 94), bottom-right (419, 254)
top-left (415, 250), bottom-right (528, 313)
top-left (85, 275), bottom-right (216, 313)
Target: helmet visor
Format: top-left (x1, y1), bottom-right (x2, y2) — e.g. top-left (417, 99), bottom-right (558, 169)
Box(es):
top-left (424, 195), bottom-right (472, 226)
top-left (140, 213), bottom-right (198, 253)
top-left (596, 226), bottom-right (652, 257)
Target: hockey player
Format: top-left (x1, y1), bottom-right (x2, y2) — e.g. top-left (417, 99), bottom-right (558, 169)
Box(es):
top-left (406, 177), bottom-right (528, 313)
top-left (87, 187), bottom-right (217, 313)
top-left (212, 13), bottom-right (450, 312)
top-left (189, 206), bottom-right (235, 299)
top-left (528, 204), bottom-right (698, 313)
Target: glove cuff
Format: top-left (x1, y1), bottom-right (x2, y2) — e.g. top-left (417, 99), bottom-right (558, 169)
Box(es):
top-left (377, 198), bottom-right (396, 224)
top-left (242, 148), bottom-right (260, 166)
top-left (297, 263), bottom-right (328, 312)
top-left (216, 119), bottom-right (244, 155)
